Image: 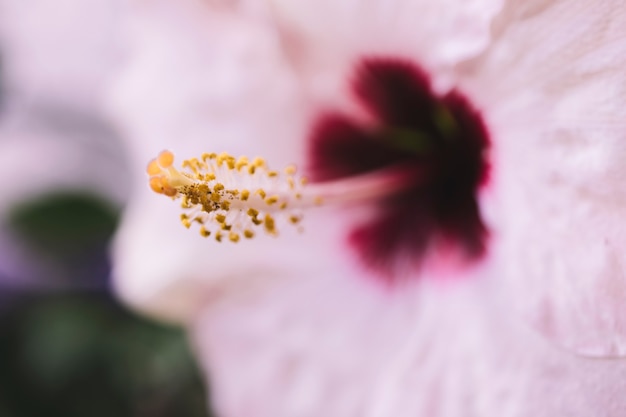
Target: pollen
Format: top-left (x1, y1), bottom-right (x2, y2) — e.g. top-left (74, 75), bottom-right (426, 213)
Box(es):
top-left (146, 149), bottom-right (310, 242)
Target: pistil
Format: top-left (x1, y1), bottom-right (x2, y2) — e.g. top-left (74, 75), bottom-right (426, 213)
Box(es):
top-left (147, 150), bottom-right (415, 242)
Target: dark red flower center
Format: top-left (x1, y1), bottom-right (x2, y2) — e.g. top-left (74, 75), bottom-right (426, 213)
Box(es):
top-left (308, 58), bottom-right (491, 280)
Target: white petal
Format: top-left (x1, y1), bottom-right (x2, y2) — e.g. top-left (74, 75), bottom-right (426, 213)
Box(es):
top-left (461, 0), bottom-right (626, 356)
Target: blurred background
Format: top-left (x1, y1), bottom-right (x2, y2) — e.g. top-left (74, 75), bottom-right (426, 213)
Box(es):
top-left (0, 1), bottom-right (210, 416)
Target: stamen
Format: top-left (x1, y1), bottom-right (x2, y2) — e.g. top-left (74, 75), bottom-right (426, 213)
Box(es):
top-left (146, 150), bottom-right (415, 242)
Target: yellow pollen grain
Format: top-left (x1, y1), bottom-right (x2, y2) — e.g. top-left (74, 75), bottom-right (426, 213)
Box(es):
top-left (200, 227), bottom-right (211, 237)
top-left (300, 177), bottom-right (309, 186)
top-left (267, 170), bottom-right (278, 178)
top-left (284, 165), bottom-right (297, 175)
top-left (215, 214), bottom-right (226, 223)
top-left (217, 152), bottom-right (230, 163)
top-left (236, 156), bottom-right (248, 171)
top-left (256, 189), bottom-right (266, 199)
top-left (221, 200), bottom-right (231, 210)
top-left (265, 196), bottom-right (279, 205)
top-left (279, 202), bottom-right (288, 210)
top-left (182, 218), bottom-right (192, 229)
top-left (240, 189), bottom-right (250, 201)
top-left (247, 208), bottom-right (259, 218)
top-left (221, 224), bottom-right (232, 231)
top-left (229, 232), bottom-right (240, 243)
top-left (289, 215), bottom-right (301, 224)
top-left (215, 231), bottom-right (223, 242)
top-left (252, 157), bottom-right (265, 168)
top-left (202, 152), bottom-right (216, 162)
top-left (252, 217), bottom-right (263, 226)
top-left (214, 183), bottom-right (225, 192)
top-left (182, 159), bottom-right (198, 173)
top-left (264, 214), bottom-right (276, 234)
top-left (244, 230), bottom-right (254, 239)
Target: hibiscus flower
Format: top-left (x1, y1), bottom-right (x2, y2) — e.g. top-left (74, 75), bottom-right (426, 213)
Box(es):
top-left (110, 0), bottom-right (626, 416)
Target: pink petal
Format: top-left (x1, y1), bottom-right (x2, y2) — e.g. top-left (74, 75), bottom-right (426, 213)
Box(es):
top-left (460, 0), bottom-right (626, 356)
top-left (109, 0), bottom-right (316, 322)
top-left (192, 274), bottom-right (626, 417)
top-left (266, 0), bottom-right (504, 106)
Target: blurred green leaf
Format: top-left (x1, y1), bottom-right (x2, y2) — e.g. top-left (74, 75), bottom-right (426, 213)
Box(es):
top-left (0, 294), bottom-right (211, 417)
top-left (8, 193), bottom-right (118, 253)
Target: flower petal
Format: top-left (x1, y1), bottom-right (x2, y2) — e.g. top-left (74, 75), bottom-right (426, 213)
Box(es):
top-left (192, 274), bottom-right (626, 417)
top-left (265, 0), bottom-right (504, 107)
top-left (460, 0), bottom-right (626, 356)
top-left (269, 0), bottom-right (504, 68)
top-left (108, 0), bottom-right (315, 322)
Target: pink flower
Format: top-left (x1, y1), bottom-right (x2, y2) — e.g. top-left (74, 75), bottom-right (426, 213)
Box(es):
top-left (110, 0), bottom-right (626, 415)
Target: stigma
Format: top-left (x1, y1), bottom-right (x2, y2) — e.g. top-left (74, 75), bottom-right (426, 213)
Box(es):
top-left (147, 150), bottom-right (310, 242)
top-left (147, 150), bottom-right (411, 243)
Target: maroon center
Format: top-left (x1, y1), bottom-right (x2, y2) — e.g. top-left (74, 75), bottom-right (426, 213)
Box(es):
top-left (308, 58), bottom-right (490, 280)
